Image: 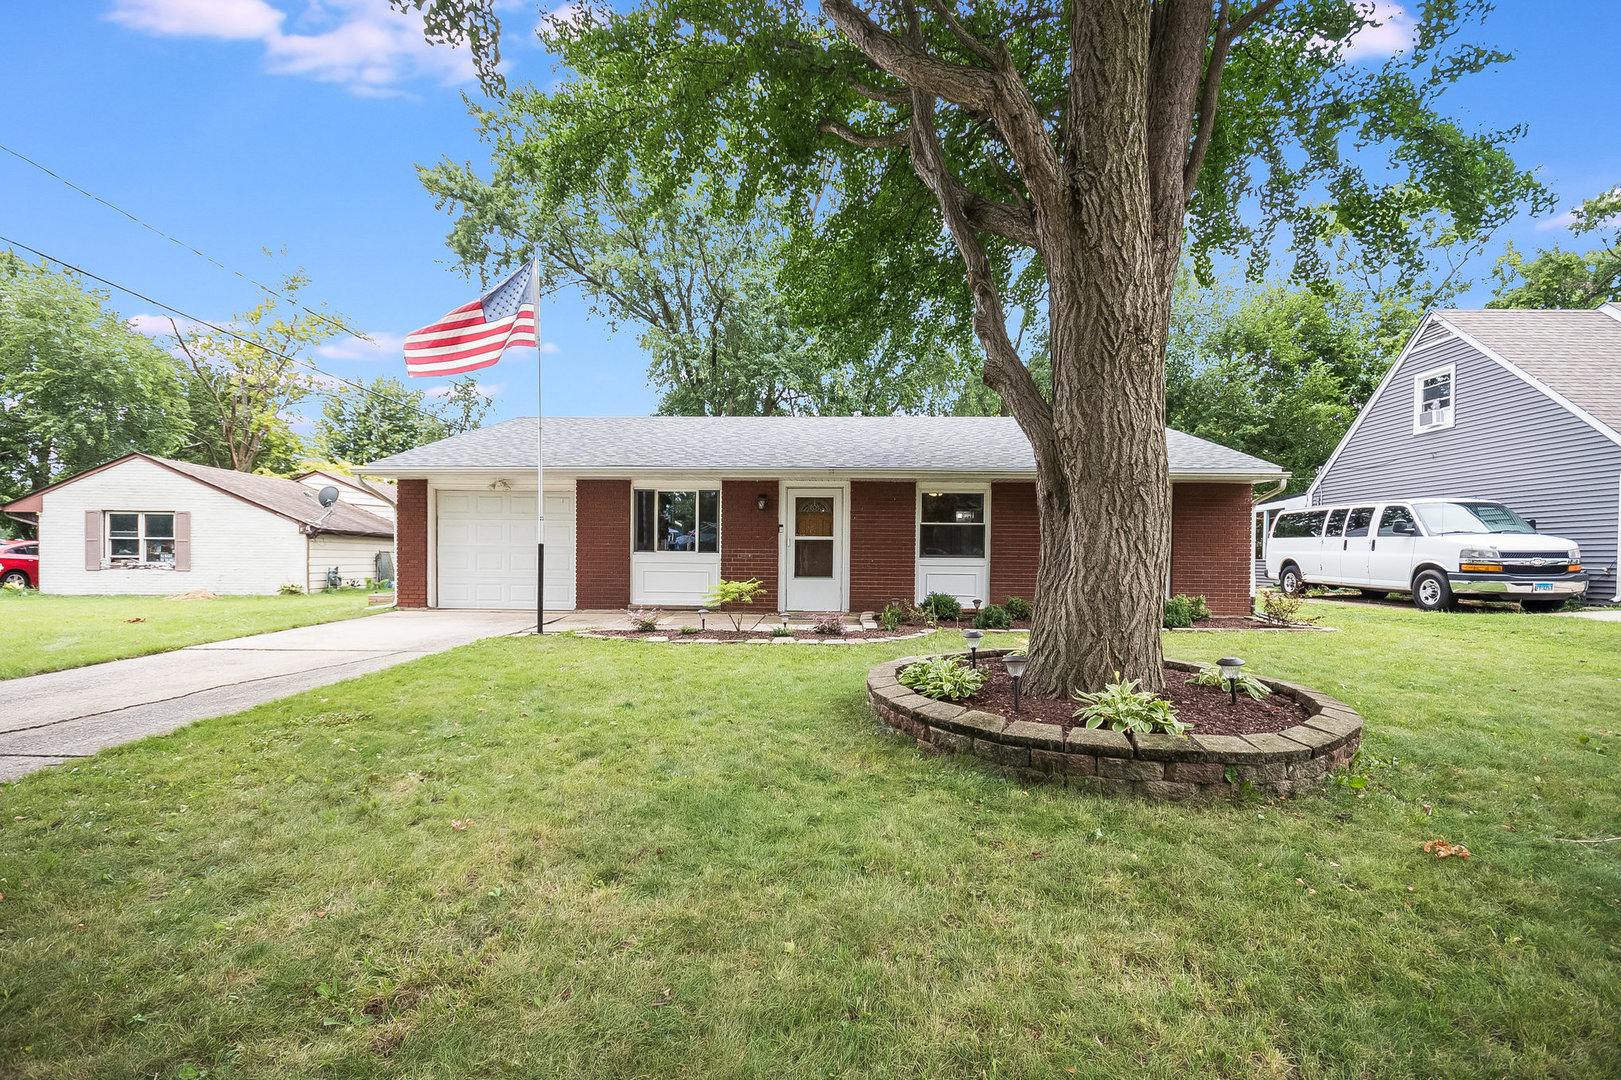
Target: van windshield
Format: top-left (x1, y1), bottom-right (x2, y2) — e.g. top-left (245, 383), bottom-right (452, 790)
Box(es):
top-left (1413, 501), bottom-right (1536, 535)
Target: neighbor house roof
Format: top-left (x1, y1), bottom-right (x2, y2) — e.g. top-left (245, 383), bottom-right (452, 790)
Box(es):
top-left (293, 469), bottom-right (398, 505)
top-left (1438, 304), bottom-right (1621, 436)
top-left (362, 416), bottom-right (1286, 481)
top-left (3, 454), bottom-right (394, 537)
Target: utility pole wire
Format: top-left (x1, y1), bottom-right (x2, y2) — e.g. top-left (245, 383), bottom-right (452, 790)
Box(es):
top-left (0, 234), bottom-right (466, 434)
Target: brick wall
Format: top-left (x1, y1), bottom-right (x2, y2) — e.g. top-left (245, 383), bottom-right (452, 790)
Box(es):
top-left (1169, 481), bottom-right (1253, 615)
top-left (575, 478), bottom-right (631, 608)
top-left (989, 481), bottom-right (1040, 607)
top-left (849, 480), bottom-right (916, 611)
top-left (720, 480), bottom-right (778, 609)
top-left (396, 478), bottom-right (428, 608)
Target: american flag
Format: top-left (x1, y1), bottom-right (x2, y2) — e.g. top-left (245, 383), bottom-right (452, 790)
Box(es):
top-left (404, 262), bottom-right (538, 377)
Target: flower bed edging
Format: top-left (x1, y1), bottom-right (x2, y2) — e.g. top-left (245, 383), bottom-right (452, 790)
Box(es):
top-left (867, 650), bottom-right (1363, 800)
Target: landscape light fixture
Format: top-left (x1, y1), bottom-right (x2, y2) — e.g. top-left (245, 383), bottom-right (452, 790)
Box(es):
top-left (1003, 653), bottom-right (1028, 713)
top-left (963, 628), bottom-right (985, 668)
top-left (757, 493), bottom-right (769, 511)
top-left (1218, 656), bottom-right (1246, 706)
top-left (973, 597), bottom-right (983, 613)
top-left (779, 611), bottom-right (791, 630)
top-left (698, 607), bottom-right (708, 631)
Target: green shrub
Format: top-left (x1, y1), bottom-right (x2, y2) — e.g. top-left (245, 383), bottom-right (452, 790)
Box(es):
top-left (1162, 594), bottom-right (1211, 629)
top-left (973, 604), bottom-right (1013, 630)
top-left (812, 612), bottom-right (847, 635)
top-left (1256, 588), bottom-right (1320, 626)
top-left (678, 626), bottom-right (700, 636)
top-left (898, 656), bottom-right (988, 700)
top-left (1005, 596), bottom-right (1033, 620)
top-left (879, 605), bottom-right (903, 631)
top-left (1190, 664), bottom-right (1272, 700)
top-left (278, 582), bottom-right (304, 596)
top-left (881, 600), bottom-right (932, 630)
top-left (920, 592), bottom-right (962, 621)
top-left (770, 624), bottom-right (795, 638)
top-left (1074, 676), bottom-right (1188, 736)
top-left (702, 578), bottom-right (764, 630)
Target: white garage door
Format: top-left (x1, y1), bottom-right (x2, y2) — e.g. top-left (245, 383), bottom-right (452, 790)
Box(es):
top-left (436, 490), bottom-right (574, 610)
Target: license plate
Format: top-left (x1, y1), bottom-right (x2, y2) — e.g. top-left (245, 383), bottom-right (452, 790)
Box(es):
top-left (1534, 582), bottom-right (1554, 591)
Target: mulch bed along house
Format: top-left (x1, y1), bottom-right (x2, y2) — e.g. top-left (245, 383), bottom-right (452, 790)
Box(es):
top-left (363, 416), bottom-right (1285, 616)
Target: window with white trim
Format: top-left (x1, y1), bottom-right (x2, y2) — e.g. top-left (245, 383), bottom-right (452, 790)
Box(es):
top-left (107, 512), bottom-right (176, 565)
top-left (919, 491), bottom-right (986, 558)
top-left (632, 489), bottom-right (719, 553)
top-left (1413, 364), bottom-right (1455, 432)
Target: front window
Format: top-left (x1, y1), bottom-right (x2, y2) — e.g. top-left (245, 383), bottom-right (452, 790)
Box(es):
top-left (633, 489), bottom-right (719, 553)
top-left (1414, 365), bottom-right (1455, 432)
top-left (919, 492), bottom-right (986, 558)
top-left (1377, 505), bottom-right (1418, 537)
top-left (107, 512), bottom-right (176, 565)
top-left (1413, 501), bottom-right (1536, 535)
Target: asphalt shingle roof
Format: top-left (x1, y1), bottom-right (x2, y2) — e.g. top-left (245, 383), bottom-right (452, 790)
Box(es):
top-left (1438, 307), bottom-right (1621, 435)
top-left (155, 458), bottom-right (394, 537)
top-left (363, 416), bottom-right (1285, 479)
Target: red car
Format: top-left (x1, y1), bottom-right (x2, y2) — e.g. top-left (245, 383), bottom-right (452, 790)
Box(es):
top-left (1, 539), bottom-right (39, 588)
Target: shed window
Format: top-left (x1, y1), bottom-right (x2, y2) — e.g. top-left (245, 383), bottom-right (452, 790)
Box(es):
top-left (633, 489), bottom-right (719, 553)
top-left (1414, 365), bottom-right (1455, 432)
top-left (919, 492), bottom-right (986, 559)
top-left (107, 512), bottom-right (176, 565)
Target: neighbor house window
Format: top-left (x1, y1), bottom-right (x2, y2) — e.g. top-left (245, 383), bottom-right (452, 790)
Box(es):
top-left (107, 512), bottom-right (176, 565)
top-left (633, 489), bottom-right (719, 553)
top-left (919, 491), bottom-right (986, 558)
top-left (1414, 364), bottom-right (1455, 432)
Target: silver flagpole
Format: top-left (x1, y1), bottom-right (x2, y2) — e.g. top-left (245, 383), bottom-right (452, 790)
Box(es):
top-left (532, 258), bottom-right (544, 636)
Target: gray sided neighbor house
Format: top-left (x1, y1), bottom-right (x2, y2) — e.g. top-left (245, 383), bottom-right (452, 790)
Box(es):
top-left (1308, 304), bottom-right (1621, 602)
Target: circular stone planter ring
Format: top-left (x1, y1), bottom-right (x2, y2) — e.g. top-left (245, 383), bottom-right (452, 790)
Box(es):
top-left (867, 651), bottom-right (1364, 800)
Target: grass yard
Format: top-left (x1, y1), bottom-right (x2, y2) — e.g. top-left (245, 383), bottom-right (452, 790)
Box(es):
top-left (0, 592), bottom-right (378, 679)
top-left (0, 603), bottom-right (1617, 1078)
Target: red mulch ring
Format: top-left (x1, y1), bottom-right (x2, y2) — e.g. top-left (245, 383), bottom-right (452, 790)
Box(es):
top-left (950, 665), bottom-right (1310, 736)
top-left (587, 627), bottom-right (923, 642)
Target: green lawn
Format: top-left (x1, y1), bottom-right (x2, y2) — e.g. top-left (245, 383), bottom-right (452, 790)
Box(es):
top-left (0, 592), bottom-right (379, 679)
top-left (0, 604), bottom-right (1617, 1079)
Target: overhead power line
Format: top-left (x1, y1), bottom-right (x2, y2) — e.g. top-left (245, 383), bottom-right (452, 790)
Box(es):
top-left (0, 234), bottom-right (469, 433)
top-left (0, 141), bottom-right (372, 344)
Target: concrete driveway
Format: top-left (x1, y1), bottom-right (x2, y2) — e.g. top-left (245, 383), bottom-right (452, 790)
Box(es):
top-left (0, 610), bottom-right (535, 781)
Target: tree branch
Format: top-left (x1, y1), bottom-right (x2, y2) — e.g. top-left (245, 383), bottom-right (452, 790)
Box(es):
top-left (823, 0), bottom-right (996, 111)
top-left (818, 119), bottom-right (913, 148)
top-left (925, 0), bottom-right (998, 64)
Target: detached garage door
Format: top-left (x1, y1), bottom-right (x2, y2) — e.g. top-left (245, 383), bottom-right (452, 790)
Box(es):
top-left (436, 490), bottom-right (574, 610)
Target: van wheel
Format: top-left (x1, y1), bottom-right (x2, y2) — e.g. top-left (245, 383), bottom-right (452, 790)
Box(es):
top-left (1359, 590), bottom-right (1389, 601)
top-left (1412, 570), bottom-right (1453, 611)
top-left (1278, 563), bottom-right (1305, 596)
top-left (0, 570), bottom-right (28, 588)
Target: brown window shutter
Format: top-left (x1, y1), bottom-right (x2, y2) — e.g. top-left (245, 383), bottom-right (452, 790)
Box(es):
top-left (173, 511), bottom-right (192, 571)
top-left (84, 510), bottom-right (103, 571)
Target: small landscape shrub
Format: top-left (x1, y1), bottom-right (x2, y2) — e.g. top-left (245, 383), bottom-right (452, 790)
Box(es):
top-left (1074, 676), bottom-right (1188, 736)
top-left (770, 624), bottom-right (796, 638)
top-left (702, 578), bottom-right (764, 630)
top-left (812, 612), bottom-right (847, 635)
top-left (899, 656), bottom-right (987, 700)
top-left (1191, 664), bottom-right (1272, 700)
top-left (278, 583), bottom-right (304, 596)
top-left (920, 592), bottom-right (962, 621)
top-left (1257, 588), bottom-right (1320, 626)
top-left (626, 607), bottom-right (662, 632)
top-left (1005, 596), bottom-right (1033, 620)
top-left (972, 604), bottom-right (1013, 630)
top-left (678, 625), bottom-right (700, 636)
top-left (880, 600), bottom-right (931, 630)
top-left (1162, 594), bottom-right (1211, 629)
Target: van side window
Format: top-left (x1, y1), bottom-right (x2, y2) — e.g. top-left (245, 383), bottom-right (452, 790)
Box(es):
top-left (1378, 505), bottom-right (1417, 536)
top-left (1273, 511), bottom-right (1328, 539)
top-left (1325, 509), bottom-right (1348, 536)
top-left (1343, 508), bottom-right (1375, 537)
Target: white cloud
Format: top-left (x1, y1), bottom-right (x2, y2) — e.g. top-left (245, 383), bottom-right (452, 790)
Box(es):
top-left (539, 341), bottom-right (559, 353)
top-left (424, 381), bottom-right (502, 397)
top-left (1340, 2), bottom-right (1417, 61)
top-left (127, 312), bottom-right (202, 336)
top-left (315, 330), bottom-right (408, 362)
top-left (107, 0), bottom-right (472, 95)
top-left (1534, 209), bottom-right (1578, 233)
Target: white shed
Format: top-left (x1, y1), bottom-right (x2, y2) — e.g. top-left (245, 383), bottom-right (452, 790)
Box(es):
top-left (3, 454), bottom-right (395, 596)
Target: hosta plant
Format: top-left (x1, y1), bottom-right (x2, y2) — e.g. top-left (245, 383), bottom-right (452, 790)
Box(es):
top-left (899, 656), bottom-right (987, 700)
top-left (1190, 665), bottom-right (1273, 701)
top-left (1074, 676), bottom-right (1188, 736)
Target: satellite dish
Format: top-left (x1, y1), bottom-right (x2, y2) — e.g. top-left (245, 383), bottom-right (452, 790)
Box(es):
top-left (317, 486), bottom-right (341, 508)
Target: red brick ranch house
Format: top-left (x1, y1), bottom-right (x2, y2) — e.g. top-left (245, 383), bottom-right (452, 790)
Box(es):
top-left (362, 416), bottom-right (1286, 615)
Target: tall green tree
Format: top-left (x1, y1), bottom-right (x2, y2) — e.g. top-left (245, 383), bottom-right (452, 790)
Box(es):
top-left (0, 252), bottom-right (190, 505)
top-left (402, 0), bottom-right (1550, 693)
top-left (315, 374), bottom-right (492, 464)
top-left (1488, 186), bottom-right (1621, 309)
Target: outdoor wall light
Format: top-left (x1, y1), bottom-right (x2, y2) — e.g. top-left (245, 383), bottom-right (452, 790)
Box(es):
top-left (963, 628), bottom-right (985, 668)
top-left (1218, 656), bottom-right (1246, 706)
top-left (1003, 653), bottom-right (1028, 713)
top-left (698, 607), bottom-right (708, 630)
top-left (757, 493), bottom-right (769, 511)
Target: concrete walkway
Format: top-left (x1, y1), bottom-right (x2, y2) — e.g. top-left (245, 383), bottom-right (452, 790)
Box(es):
top-left (0, 610), bottom-right (534, 781)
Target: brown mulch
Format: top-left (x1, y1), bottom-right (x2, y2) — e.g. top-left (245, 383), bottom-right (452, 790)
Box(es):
top-left (949, 664), bottom-right (1309, 737)
top-left (587, 627), bottom-right (927, 642)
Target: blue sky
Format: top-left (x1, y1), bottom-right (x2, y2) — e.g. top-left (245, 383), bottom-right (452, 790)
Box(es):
top-left (2, 1), bottom-right (1618, 427)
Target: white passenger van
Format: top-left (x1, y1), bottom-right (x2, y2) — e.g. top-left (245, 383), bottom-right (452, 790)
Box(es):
top-left (1265, 498), bottom-right (1587, 612)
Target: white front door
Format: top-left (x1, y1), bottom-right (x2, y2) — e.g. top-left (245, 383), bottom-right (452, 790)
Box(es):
top-left (783, 488), bottom-right (842, 612)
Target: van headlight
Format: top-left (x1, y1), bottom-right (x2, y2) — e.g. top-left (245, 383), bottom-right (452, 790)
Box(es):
top-left (1570, 548), bottom-right (1580, 562)
top-left (1459, 546), bottom-right (1500, 561)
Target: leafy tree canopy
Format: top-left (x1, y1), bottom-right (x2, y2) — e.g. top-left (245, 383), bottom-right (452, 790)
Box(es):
top-left (1488, 186), bottom-right (1621, 309)
top-left (0, 251), bottom-right (191, 504)
top-left (315, 374), bottom-right (492, 464)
